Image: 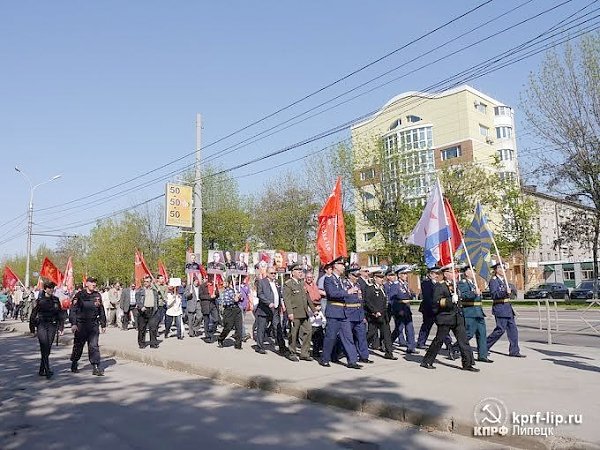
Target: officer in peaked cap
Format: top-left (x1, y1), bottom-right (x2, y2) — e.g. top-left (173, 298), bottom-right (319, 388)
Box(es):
top-left (420, 263), bottom-right (478, 371)
top-left (320, 257), bottom-right (363, 369)
top-left (390, 264), bottom-right (418, 354)
top-left (486, 260), bottom-right (525, 358)
top-left (345, 266), bottom-right (372, 364)
top-left (457, 265), bottom-right (493, 363)
top-left (364, 269), bottom-right (397, 359)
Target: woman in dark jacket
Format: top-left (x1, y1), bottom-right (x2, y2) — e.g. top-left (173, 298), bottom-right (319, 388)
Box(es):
top-left (31, 281), bottom-right (64, 379)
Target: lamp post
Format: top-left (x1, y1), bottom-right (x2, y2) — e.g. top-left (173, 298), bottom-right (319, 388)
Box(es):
top-left (15, 167), bottom-right (62, 288)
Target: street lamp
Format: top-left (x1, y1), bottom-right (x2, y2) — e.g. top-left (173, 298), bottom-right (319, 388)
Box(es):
top-left (15, 167), bottom-right (62, 288)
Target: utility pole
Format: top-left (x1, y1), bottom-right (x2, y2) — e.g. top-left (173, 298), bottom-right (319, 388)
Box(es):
top-left (194, 113), bottom-right (203, 262)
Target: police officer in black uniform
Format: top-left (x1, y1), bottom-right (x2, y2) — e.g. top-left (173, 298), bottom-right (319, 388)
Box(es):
top-left (69, 277), bottom-right (106, 376)
top-left (420, 264), bottom-right (478, 371)
top-left (31, 281), bottom-right (64, 379)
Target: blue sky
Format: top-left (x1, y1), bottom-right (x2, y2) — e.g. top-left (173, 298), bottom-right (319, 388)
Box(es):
top-left (0, 0), bottom-right (595, 258)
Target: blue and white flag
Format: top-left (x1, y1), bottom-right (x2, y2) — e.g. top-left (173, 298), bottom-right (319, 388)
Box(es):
top-left (407, 183), bottom-right (450, 267)
top-left (455, 202), bottom-right (494, 280)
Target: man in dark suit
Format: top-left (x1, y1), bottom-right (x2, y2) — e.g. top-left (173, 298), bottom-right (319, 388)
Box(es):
top-left (185, 277), bottom-right (202, 337)
top-left (135, 276), bottom-right (161, 349)
top-left (255, 268), bottom-right (289, 356)
top-left (198, 276), bottom-right (219, 343)
top-left (420, 264), bottom-right (478, 371)
top-left (417, 267), bottom-right (453, 356)
top-left (119, 282), bottom-right (138, 331)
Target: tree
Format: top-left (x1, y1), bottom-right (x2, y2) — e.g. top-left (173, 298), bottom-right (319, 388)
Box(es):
top-left (521, 32), bottom-right (600, 278)
top-left (252, 173), bottom-right (318, 254)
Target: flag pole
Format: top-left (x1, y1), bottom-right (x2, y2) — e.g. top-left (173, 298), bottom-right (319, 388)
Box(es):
top-left (460, 204), bottom-right (480, 293)
top-left (490, 233), bottom-right (510, 293)
top-left (333, 214), bottom-right (338, 260)
top-left (438, 179), bottom-right (457, 294)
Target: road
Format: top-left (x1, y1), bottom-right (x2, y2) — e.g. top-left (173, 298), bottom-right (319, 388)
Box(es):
top-left (0, 331), bottom-right (503, 450)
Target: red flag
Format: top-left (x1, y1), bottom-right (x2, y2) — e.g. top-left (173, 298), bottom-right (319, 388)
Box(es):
top-left (134, 250), bottom-right (152, 288)
top-left (2, 265), bottom-right (21, 289)
top-left (439, 198), bottom-right (463, 266)
top-left (62, 256), bottom-right (74, 292)
top-left (157, 259), bottom-right (169, 280)
top-left (40, 257), bottom-right (63, 285)
top-left (316, 177), bottom-right (347, 265)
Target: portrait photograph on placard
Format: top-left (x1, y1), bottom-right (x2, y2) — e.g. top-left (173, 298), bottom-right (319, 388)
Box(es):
top-left (273, 250), bottom-right (286, 272)
top-left (223, 250), bottom-right (236, 270)
top-left (235, 252), bottom-right (249, 272)
top-left (207, 250), bottom-right (225, 271)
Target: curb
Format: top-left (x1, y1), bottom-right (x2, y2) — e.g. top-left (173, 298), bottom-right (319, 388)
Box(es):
top-left (0, 325), bottom-right (585, 449)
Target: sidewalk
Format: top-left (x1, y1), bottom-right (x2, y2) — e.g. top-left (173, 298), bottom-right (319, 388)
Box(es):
top-left (2, 319), bottom-right (599, 449)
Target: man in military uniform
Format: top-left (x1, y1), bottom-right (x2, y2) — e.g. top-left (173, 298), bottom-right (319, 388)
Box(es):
top-left (391, 265), bottom-right (418, 354)
top-left (486, 261), bottom-right (525, 358)
top-left (284, 263), bottom-right (316, 361)
top-left (69, 277), bottom-right (107, 376)
top-left (417, 267), bottom-right (453, 356)
top-left (458, 266), bottom-right (493, 363)
top-left (346, 267), bottom-right (372, 364)
top-left (420, 264), bottom-right (478, 371)
top-left (320, 257), bottom-right (362, 369)
top-left (364, 270), bottom-right (397, 360)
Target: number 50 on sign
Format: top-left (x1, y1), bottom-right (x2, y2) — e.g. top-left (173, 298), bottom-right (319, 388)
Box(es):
top-left (165, 183), bottom-right (193, 227)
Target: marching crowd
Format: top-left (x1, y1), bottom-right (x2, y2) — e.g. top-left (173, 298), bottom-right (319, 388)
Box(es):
top-left (1, 256), bottom-right (525, 377)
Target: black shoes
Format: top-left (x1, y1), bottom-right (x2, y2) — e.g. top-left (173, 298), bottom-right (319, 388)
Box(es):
top-left (92, 364), bottom-right (105, 376)
top-left (149, 344), bottom-right (159, 349)
top-left (477, 357), bottom-right (494, 363)
top-left (138, 344), bottom-right (146, 349)
top-left (358, 358), bottom-right (374, 364)
top-left (318, 360), bottom-right (331, 367)
top-left (462, 366), bottom-right (480, 372)
top-left (71, 361), bottom-right (79, 373)
top-left (299, 356), bottom-right (314, 361)
top-left (45, 368), bottom-right (54, 379)
top-left (286, 354), bottom-right (299, 362)
top-left (420, 362), bottom-right (436, 369)
top-left (255, 348), bottom-right (267, 354)
top-left (234, 345), bottom-right (242, 350)
top-left (347, 362), bottom-right (363, 369)
top-left (510, 354), bottom-right (526, 358)
top-left (383, 353), bottom-right (398, 360)
top-left (217, 339), bottom-right (224, 348)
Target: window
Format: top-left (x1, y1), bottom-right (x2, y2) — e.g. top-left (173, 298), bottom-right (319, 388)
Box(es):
top-left (363, 232), bottom-right (376, 242)
top-left (397, 126), bottom-right (433, 151)
top-left (363, 211), bottom-right (376, 222)
top-left (582, 269), bottom-right (594, 280)
top-left (389, 118), bottom-right (401, 130)
top-left (497, 148), bottom-right (514, 161)
top-left (361, 191), bottom-right (375, 201)
top-left (384, 134), bottom-right (397, 157)
top-left (496, 126), bottom-right (513, 139)
top-left (367, 254), bottom-right (379, 266)
top-left (494, 106), bottom-right (511, 116)
top-left (474, 101), bottom-right (487, 114)
top-left (563, 269), bottom-right (576, 281)
top-left (360, 168), bottom-right (375, 181)
top-left (406, 115), bottom-right (422, 123)
top-left (441, 146), bottom-right (461, 161)
top-left (499, 171), bottom-right (516, 182)
top-left (479, 124), bottom-right (489, 137)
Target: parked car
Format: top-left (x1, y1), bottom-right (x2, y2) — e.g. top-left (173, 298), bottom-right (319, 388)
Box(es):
top-left (569, 280), bottom-right (599, 301)
top-left (524, 283), bottom-right (570, 300)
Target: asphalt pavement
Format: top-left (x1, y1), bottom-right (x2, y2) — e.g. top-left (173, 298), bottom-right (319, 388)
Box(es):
top-left (1, 308), bottom-right (599, 449)
top-left (0, 330), bottom-right (502, 450)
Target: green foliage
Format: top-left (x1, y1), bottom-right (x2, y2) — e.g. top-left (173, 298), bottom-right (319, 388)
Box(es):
top-left (252, 174), bottom-right (318, 254)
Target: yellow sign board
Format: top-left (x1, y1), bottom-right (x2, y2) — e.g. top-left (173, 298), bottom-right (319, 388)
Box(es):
top-left (165, 183), bottom-right (193, 227)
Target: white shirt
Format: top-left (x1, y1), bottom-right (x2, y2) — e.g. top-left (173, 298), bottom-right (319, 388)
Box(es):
top-left (129, 289), bottom-right (136, 307)
top-left (166, 293), bottom-right (183, 316)
top-left (269, 280), bottom-right (280, 308)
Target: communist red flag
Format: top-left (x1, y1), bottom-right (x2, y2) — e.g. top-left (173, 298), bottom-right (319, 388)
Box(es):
top-left (316, 177), bottom-right (347, 265)
top-left (40, 257), bottom-right (63, 285)
top-left (439, 198), bottom-right (463, 266)
top-left (2, 265), bottom-right (21, 289)
top-left (157, 259), bottom-right (169, 280)
top-left (134, 250), bottom-right (152, 288)
top-left (62, 256), bottom-right (74, 292)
